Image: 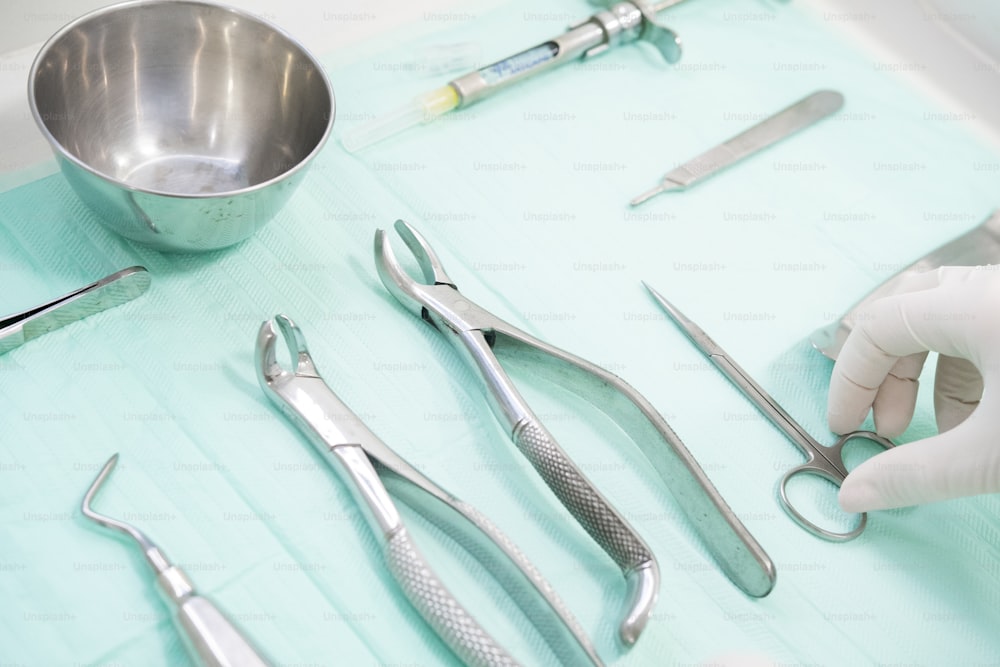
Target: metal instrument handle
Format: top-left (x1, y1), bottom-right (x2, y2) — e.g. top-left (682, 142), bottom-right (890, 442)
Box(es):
top-left (156, 566), bottom-right (272, 667)
top-left (257, 317), bottom-right (537, 665)
top-left (0, 266), bottom-right (150, 355)
top-left (513, 420), bottom-right (654, 572)
top-left (778, 464), bottom-right (866, 542)
top-left (81, 455), bottom-right (273, 667)
top-left (663, 90), bottom-right (844, 188)
top-left (513, 419), bottom-right (658, 645)
top-left (174, 595), bottom-right (273, 667)
top-left (777, 430), bottom-right (893, 542)
top-left (385, 526), bottom-right (519, 667)
top-left (375, 224), bottom-right (660, 643)
top-left (498, 332), bottom-right (775, 599)
top-left (447, 326), bottom-right (660, 642)
top-left (379, 472), bottom-right (604, 666)
top-left (446, 500), bottom-right (601, 664)
top-left (327, 448), bottom-right (520, 665)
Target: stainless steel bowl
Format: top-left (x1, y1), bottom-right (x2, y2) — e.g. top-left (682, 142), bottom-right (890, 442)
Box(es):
top-left (29, 0), bottom-right (334, 252)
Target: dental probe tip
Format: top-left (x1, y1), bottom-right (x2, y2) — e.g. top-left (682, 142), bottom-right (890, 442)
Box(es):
top-left (80, 453), bottom-right (162, 564)
top-left (81, 453), bottom-right (121, 520)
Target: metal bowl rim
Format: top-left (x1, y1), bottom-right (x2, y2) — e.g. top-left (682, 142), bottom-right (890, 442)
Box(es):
top-left (27, 0), bottom-right (336, 200)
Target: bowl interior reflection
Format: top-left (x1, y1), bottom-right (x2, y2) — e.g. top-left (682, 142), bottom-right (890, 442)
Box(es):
top-left (32, 1), bottom-right (332, 195)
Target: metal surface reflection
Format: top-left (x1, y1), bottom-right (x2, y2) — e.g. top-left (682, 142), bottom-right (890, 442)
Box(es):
top-left (29, 1), bottom-right (334, 252)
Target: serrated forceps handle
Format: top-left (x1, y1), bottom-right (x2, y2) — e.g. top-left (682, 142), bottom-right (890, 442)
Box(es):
top-left (375, 221), bottom-right (660, 646)
top-left (512, 419), bottom-right (658, 643)
top-left (256, 315), bottom-right (518, 667)
top-left (257, 316), bottom-right (609, 666)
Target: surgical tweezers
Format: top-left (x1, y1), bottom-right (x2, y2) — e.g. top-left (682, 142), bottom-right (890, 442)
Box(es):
top-left (0, 266), bottom-right (149, 355)
top-left (257, 315), bottom-right (602, 667)
top-left (81, 454), bottom-right (271, 667)
top-left (375, 221), bottom-right (776, 645)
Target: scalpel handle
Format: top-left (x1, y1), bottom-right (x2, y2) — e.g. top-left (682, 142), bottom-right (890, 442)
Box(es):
top-left (0, 266), bottom-right (150, 355)
top-left (662, 90), bottom-right (844, 188)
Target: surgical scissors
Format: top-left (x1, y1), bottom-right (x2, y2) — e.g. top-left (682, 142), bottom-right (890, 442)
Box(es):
top-left (375, 221), bottom-right (776, 646)
top-left (257, 315), bottom-right (602, 667)
top-left (81, 454), bottom-right (272, 667)
top-left (645, 283), bottom-right (895, 541)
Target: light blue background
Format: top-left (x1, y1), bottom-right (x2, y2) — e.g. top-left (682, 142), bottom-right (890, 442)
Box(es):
top-left (1, 1), bottom-right (999, 665)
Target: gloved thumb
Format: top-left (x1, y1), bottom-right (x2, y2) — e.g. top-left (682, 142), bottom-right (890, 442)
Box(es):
top-left (839, 393), bottom-right (1000, 512)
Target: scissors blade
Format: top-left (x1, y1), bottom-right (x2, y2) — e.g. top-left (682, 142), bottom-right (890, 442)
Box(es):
top-left (644, 282), bottom-right (833, 468)
top-left (643, 281), bottom-right (727, 357)
top-left (0, 267), bottom-right (150, 356)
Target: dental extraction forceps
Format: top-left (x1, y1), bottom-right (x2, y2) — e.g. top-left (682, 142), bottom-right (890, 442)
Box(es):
top-left (375, 221), bottom-right (776, 645)
top-left (0, 266), bottom-right (149, 355)
top-left (257, 315), bottom-right (602, 667)
top-left (645, 284), bottom-right (895, 541)
top-left (81, 454), bottom-right (271, 667)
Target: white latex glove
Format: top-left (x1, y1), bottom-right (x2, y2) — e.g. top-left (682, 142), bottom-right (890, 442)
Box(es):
top-left (827, 266), bottom-right (1000, 512)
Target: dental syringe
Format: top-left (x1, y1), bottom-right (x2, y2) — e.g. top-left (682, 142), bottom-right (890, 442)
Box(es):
top-left (343, 0), bottom-right (693, 151)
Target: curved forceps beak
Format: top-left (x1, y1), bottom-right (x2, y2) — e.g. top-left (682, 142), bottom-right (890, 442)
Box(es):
top-left (374, 220), bottom-right (456, 319)
top-left (255, 315), bottom-right (319, 391)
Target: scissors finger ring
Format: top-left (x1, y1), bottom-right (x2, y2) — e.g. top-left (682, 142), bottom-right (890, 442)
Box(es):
top-left (647, 285), bottom-right (896, 541)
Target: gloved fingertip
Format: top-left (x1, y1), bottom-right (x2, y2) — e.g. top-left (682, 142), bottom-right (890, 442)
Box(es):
top-left (871, 374), bottom-right (918, 438)
top-left (839, 478), bottom-right (886, 513)
top-left (827, 406), bottom-right (868, 435)
top-left (871, 415), bottom-right (906, 439)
